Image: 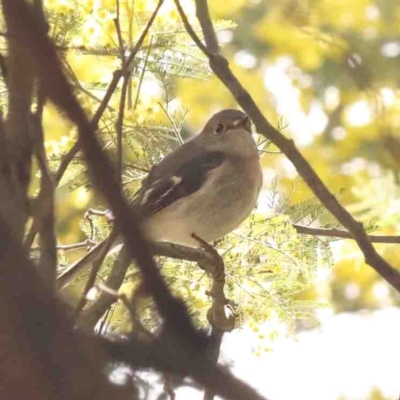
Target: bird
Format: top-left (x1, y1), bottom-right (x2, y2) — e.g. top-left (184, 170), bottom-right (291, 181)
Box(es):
top-left (58, 109), bottom-right (263, 287)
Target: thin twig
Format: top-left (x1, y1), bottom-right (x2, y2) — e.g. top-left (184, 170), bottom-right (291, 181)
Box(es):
top-left (57, 230), bottom-right (119, 289)
top-left (119, 288), bottom-right (157, 341)
top-left (72, 232), bottom-right (117, 321)
top-left (116, 74), bottom-right (129, 182)
top-left (133, 36), bottom-right (152, 110)
top-left (114, 0), bottom-right (126, 64)
top-left (32, 239), bottom-right (97, 252)
top-left (55, 0), bottom-right (163, 186)
top-left (63, 55), bottom-right (115, 112)
top-left (77, 245), bottom-right (132, 330)
top-left (293, 224), bottom-right (400, 244)
top-left (159, 102), bottom-right (184, 144)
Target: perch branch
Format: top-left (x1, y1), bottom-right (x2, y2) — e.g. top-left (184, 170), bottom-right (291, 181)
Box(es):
top-left (76, 240), bottom-right (233, 330)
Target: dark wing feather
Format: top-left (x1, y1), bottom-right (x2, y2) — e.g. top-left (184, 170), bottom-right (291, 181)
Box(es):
top-left (138, 151), bottom-right (224, 218)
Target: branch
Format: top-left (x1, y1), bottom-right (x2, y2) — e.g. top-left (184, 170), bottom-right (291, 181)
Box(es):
top-left (114, 0), bottom-right (128, 182)
top-left (32, 111), bottom-right (57, 286)
top-left (0, 213), bottom-right (125, 400)
top-left (31, 239), bottom-right (97, 252)
top-left (72, 232), bottom-right (118, 321)
top-left (194, 0), bottom-right (218, 54)
top-left (293, 224), bottom-right (400, 244)
top-left (116, 73), bottom-right (129, 182)
top-left (175, 0), bottom-right (400, 294)
top-left (114, 0), bottom-right (126, 65)
top-left (76, 240), bottom-right (231, 330)
top-left (77, 245), bottom-right (132, 330)
top-left (57, 234), bottom-right (219, 289)
top-left (190, 235), bottom-right (234, 400)
top-left (28, 0), bottom-right (56, 284)
top-left (100, 334), bottom-right (269, 400)
top-left (204, 328), bottom-right (224, 400)
top-left (1, 0), bottom-right (35, 242)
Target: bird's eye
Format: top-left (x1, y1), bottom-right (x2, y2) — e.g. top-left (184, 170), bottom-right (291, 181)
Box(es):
top-left (214, 123), bottom-right (224, 135)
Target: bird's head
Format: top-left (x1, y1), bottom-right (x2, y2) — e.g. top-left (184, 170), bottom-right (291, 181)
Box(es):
top-left (198, 109), bottom-right (257, 157)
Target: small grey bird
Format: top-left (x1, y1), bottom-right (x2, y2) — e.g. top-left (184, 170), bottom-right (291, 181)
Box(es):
top-left (58, 109), bottom-right (262, 285)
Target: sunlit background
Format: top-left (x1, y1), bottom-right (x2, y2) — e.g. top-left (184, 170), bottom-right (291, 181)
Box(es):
top-left (38, 0), bottom-right (400, 398)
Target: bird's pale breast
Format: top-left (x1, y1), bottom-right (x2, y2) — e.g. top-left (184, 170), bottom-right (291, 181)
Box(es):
top-left (142, 156), bottom-right (262, 247)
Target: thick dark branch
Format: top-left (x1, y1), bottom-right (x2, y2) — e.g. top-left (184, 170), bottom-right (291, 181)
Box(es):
top-left (33, 112), bottom-right (57, 286)
top-left (9, 0), bottom-right (202, 349)
top-left (176, 0), bottom-right (400, 294)
top-left (293, 224), bottom-right (400, 244)
top-left (0, 214), bottom-right (125, 400)
top-left (1, 0), bottom-right (35, 241)
top-left (204, 329), bottom-right (224, 400)
top-left (101, 335), bottom-right (269, 400)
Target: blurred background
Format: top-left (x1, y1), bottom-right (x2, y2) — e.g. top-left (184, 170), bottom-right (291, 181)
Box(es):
top-left (39, 0), bottom-right (400, 398)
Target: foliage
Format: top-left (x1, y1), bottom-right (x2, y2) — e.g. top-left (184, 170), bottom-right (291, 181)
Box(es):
top-left (21, 0), bottom-right (398, 355)
top-left (22, 0), bottom-right (356, 351)
top-left (2, 0), bottom-right (400, 399)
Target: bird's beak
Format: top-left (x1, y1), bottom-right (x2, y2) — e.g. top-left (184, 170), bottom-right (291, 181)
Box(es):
top-left (233, 115), bottom-right (252, 133)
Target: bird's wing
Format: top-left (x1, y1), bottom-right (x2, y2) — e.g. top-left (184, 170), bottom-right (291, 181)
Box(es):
top-left (56, 149), bottom-right (224, 287)
top-left (137, 151), bottom-right (225, 218)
